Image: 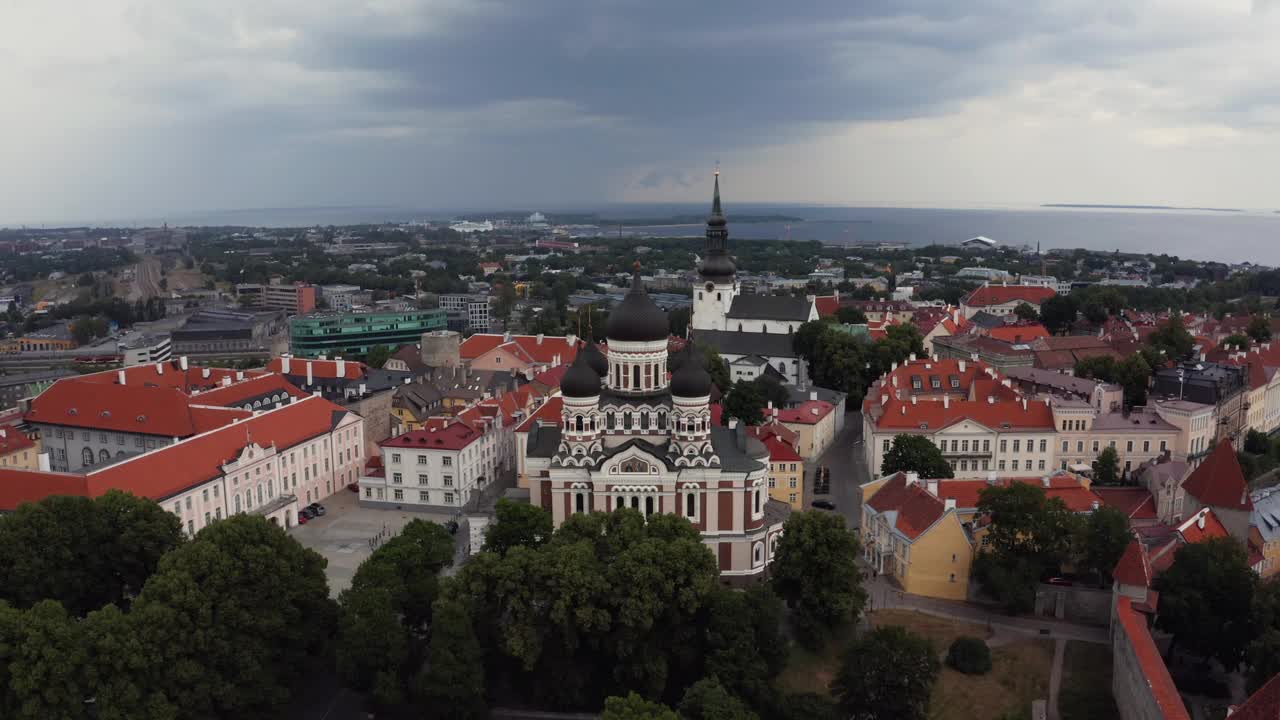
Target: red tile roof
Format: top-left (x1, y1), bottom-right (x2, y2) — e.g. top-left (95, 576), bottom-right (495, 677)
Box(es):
top-left (1176, 507), bottom-right (1230, 544)
top-left (962, 285), bottom-right (1056, 308)
top-left (776, 400), bottom-right (835, 425)
top-left (533, 364), bottom-right (570, 388)
top-left (814, 295), bottom-right (840, 318)
top-left (1113, 539), bottom-right (1151, 587)
top-left (0, 427), bottom-right (35, 456)
top-left (515, 396), bottom-right (564, 433)
top-left (1181, 440), bottom-right (1253, 512)
top-left (871, 394), bottom-right (1055, 432)
top-left (73, 362), bottom-right (249, 391)
top-left (458, 333), bottom-right (581, 365)
top-left (760, 435), bottom-right (802, 462)
top-left (267, 357), bottom-right (367, 380)
top-left (1114, 596), bottom-right (1192, 720)
top-left (187, 373), bottom-right (308, 408)
top-left (0, 396), bottom-right (350, 509)
top-left (1094, 487), bottom-right (1159, 521)
top-left (934, 475), bottom-right (1100, 513)
top-left (1229, 664), bottom-right (1280, 720)
top-left (987, 324), bottom-right (1050, 344)
top-left (866, 473), bottom-right (949, 540)
top-left (382, 422), bottom-right (482, 451)
top-left (26, 381), bottom-right (242, 437)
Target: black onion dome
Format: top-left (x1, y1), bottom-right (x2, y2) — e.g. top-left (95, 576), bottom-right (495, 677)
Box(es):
top-left (699, 253), bottom-right (737, 279)
top-left (671, 346), bottom-right (712, 398)
top-left (560, 352), bottom-right (601, 398)
top-left (580, 341), bottom-right (608, 377)
top-left (606, 268), bottom-right (669, 343)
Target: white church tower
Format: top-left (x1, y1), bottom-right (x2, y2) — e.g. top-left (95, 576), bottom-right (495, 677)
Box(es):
top-left (691, 171), bottom-right (738, 332)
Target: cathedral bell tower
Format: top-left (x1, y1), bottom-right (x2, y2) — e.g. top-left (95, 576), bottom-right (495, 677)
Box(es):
top-left (691, 170), bottom-right (737, 332)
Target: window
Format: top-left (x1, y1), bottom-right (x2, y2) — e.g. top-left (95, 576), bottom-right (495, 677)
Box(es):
top-left (754, 489), bottom-right (762, 515)
top-left (883, 439), bottom-right (890, 452)
top-left (185, 497), bottom-right (192, 510)
top-left (364, 487), bottom-right (372, 498)
top-left (204, 511), bottom-right (211, 526)
top-left (960, 460), bottom-right (968, 471)
top-left (393, 489), bottom-right (403, 501)
top-left (768, 477), bottom-right (776, 488)
top-left (1039, 440), bottom-right (1047, 453)
top-left (789, 492), bottom-right (797, 503)
top-left (983, 440), bottom-right (990, 452)
top-left (391, 453), bottom-right (401, 463)
top-left (442, 457), bottom-right (452, 467)
top-left (1038, 460), bottom-right (1046, 470)
top-left (82, 447), bottom-right (94, 466)
top-left (1143, 440), bottom-right (1151, 453)
top-left (1160, 440), bottom-right (1167, 452)
top-left (686, 493), bottom-right (696, 518)
top-left (173, 502), bottom-right (181, 515)
top-left (392, 472), bottom-right (402, 484)
top-left (998, 460), bottom-right (1006, 470)
top-left (981, 460), bottom-right (989, 470)
top-left (444, 492), bottom-right (455, 504)
top-left (789, 478), bottom-right (797, 489)
top-left (1126, 440), bottom-right (1134, 452)
top-left (419, 491), bottom-right (429, 502)
top-left (234, 495), bottom-right (241, 512)
top-left (1000, 439), bottom-right (1007, 452)
top-left (135, 437), bottom-right (144, 448)
top-left (187, 520), bottom-right (195, 535)
top-left (1109, 440), bottom-right (1116, 449)
top-left (961, 440), bottom-right (969, 452)
top-left (1092, 440), bottom-right (1099, 452)
top-left (443, 475), bottom-right (453, 487)
top-left (1061, 441), bottom-right (1068, 453)
top-left (202, 489), bottom-right (209, 502)
top-left (417, 455), bottom-right (427, 465)
top-left (417, 474), bottom-right (428, 485)
top-left (1012, 440), bottom-right (1021, 453)
top-left (575, 493), bottom-right (585, 513)
top-left (213, 485), bottom-right (219, 498)
top-left (1077, 441), bottom-right (1084, 453)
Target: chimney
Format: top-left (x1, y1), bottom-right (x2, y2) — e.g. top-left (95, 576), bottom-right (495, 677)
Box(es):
top-left (926, 478), bottom-right (938, 496)
top-left (306, 362), bottom-right (314, 385)
top-left (1091, 500), bottom-right (1100, 511)
top-left (337, 358), bottom-right (345, 378)
top-left (155, 362), bottom-right (163, 375)
top-left (944, 498), bottom-right (957, 511)
top-left (809, 390), bottom-right (817, 401)
top-left (117, 369), bottom-right (126, 385)
top-left (892, 376), bottom-right (899, 388)
top-left (282, 355), bottom-right (291, 374)
top-left (202, 368), bottom-right (211, 379)
top-left (909, 353), bottom-right (917, 362)
top-left (1197, 511), bottom-right (1206, 530)
top-left (905, 471), bottom-right (919, 486)
top-left (987, 471), bottom-right (998, 486)
top-left (943, 395), bottom-right (950, 409)
top-left (1042, 476), bottom-right (1051, 488)
top-left (236, 371), bottom-right (245, 381)
top-left (1022, 399), bottom-right (1028, 411)
top-left (728, 418), bottom-right (738, 430)
top-left (38, 452), bottom-right (50, 471)
top-left (179, 356), bottom-right (189, 371)
top-left (987, 396), bottom-right (995, 404)
top-left (911, 396), bottom-right (918, 405)
top-left (959, 360), bottom-right (966, 373)
top-left (880, 394), bottom-right (889, 406)
top-left (537, 333), bottom-right (544, 344)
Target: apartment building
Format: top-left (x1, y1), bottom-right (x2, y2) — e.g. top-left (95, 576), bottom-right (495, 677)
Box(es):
top-left (363, 420), bottom-right (496, 511)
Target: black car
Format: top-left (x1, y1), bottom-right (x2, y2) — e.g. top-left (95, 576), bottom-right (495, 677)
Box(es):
top-left (299, 507), bottom-right (316, 519)
top-left (811, 500), bottom-right (836, 510)
top-left (307, 503), bottom-right (326, 517)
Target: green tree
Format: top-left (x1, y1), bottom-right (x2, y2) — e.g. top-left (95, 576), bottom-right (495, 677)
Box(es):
top-left (1248, 315), bottom-right (1273, 343)
top-left (602, 693), bottom-right (679, 720)
top-left (1091, 446), bottom-right (1122, 486)
top-left (336, 586), bottom-right (411, 705)
top-left (771, 512), bottom-right (867, 648)
top-left (750, 376), bottom-right (790, 411)
top-left (880, 434), bottom-right (954, 479)
top-left (483, 498), bottom-right (553, 556)
top-left (1039, 294), bottom-right (1079, 334)
top-left (792, 319), bottom-right (836, 360)
top-left (830, 625), bottom-right (940, 720)
top-left (1074, 355), bottom-right (1118, 383)
top-left (702, 586), bottom-right (788, 707)
top-left (677, 677), bottom-right (759, 720)
top-left (494, 279), bottom-right (517, 325)
top-left (414, 597), bottom-right (486, 719)
top-left (365, 343), bottom-right (393, 368)
top-left (1082, 301), bottom-right (1109, 325)
top-left (1245, 429), bottom-right (1271, 456)
top-left (974, 483), bottom-right (1083, 613)
top-left (693, 343), bottom-right (731, 394)
top-left (946, 636), bottom-right (992, 675)
top-left (1013, 302), bottom-right (1040, 322)
top-left (1079, 506), bottom-right (1130, 584)
top-left (1154, 537), bottom-right (1257, 669)
top-left (722, 379), bottom-right (767, 426)
top-left (836, 306), bottom-right (867, 324)
top-left (1148, 315), bottom-right (1195, 360)
top-left (1115, 353), bottom-right (1153, 407)
top-left (1246, 578), bottom-right (1280, 694)
top-left (1222, 333), bottom-right (1253, 350)
top-left (7, 600), bottom-right (90, 720)
top-left (668, 307), bottom-right (691, 338)
top-left (132, 515), bottom-right (338, 719)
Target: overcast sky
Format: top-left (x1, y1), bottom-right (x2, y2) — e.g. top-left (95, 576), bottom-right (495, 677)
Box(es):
top-left (3, 0), bottom-right (1280, 223)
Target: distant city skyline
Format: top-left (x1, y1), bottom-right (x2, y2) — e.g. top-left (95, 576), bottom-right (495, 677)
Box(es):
top-left (4, 1), bottom-right (1280, 222)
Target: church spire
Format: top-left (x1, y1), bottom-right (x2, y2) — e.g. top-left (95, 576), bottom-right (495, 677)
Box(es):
top-left (699, 169), bottom-right (735, 279)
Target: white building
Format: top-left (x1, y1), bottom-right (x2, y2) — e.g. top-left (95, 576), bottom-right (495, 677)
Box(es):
top-left (362, 416), bottom-right (501, 510)
top-left (321, 284), bottom-right (365, 312)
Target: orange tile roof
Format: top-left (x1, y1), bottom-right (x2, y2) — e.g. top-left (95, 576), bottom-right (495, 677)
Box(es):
top-left (1181, 440), bottom-right (1253, 512)
top-left (1229, 663), bottom-right (1280, 720)
top-left (533, 364), bottom-right (570, 388)
top-left (1113, 539), bottom-right (1151, 587)
top-left (760, 435), bottom-right (802, 462)
top-left (515, 396), bottom-right (564, 433)
top-left (458, 333), bottom-right (581, 365)
top-left (1176, 507), bottom-right (1230, 544)
top-left (872, 395), bottom-right (1055, 432)
top-left (962, 285), bottom-right (1056, 308)
top-left (1114, 597), bottom-right (1192, 720)
top-left (267, 357), bottom-right (367, 380)
top-left (987, 324), bottom-right (1050, 344)
top-left (73, 362), bottom-right (249, 391)
top-left (776, 400), bottom-right (834, 425)
top-left (935, 475), bottom-right (1100, 513)
top-left (0, 396), bottom-right (350, 509)
top-left (0, 427), bottom-right (35, 456)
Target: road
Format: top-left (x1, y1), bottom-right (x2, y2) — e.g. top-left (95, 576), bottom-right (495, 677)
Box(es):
top-left (808, 412), bottom-right (869, 530)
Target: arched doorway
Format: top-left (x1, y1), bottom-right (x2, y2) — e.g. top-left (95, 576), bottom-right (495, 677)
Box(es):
top-left (270, 517), bottom-right (279, 526)
top-left (285, 510), bottom-right (293, 528)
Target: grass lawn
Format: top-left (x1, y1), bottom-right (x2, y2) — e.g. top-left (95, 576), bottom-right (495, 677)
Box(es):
top-left (779, 609), bottom-right (1053, 720)
top-left (1058, 641), bottom-right (1120, 720)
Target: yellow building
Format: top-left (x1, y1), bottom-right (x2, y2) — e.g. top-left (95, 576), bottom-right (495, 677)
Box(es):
top-left (861, 472), bottom-right (974, 601)
top-left (0, 427), bottom-right (39, 469)
top-left (761, 434), bottom-right (805, 510)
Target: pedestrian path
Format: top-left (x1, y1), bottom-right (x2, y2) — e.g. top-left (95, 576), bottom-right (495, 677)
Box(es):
top-left (1048, 638), bottom-right (1066, 720)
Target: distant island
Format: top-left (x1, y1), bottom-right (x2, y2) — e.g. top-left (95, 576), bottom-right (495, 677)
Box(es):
top-left (586, 213), bottom-right (804, 226)
top-left (1043, 203), bottom-right (1244, 213)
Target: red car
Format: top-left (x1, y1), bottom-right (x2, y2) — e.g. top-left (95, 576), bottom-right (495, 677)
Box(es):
top-left (347, 482), bottom-right (360, 493)
top-left (296, 512), bottom-right (309, 525)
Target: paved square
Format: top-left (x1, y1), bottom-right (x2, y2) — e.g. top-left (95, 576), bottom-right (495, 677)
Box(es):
top-left (290, 488), bottom-right (458, 597)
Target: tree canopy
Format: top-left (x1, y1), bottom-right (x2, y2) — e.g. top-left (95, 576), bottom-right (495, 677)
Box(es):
top-left (771, 512), bottom-right (867, 648)
top-left (830, 625), bottom-right (940, 720)
top-left (973, 483), bottom-right (1082, 612)
top-left (1039, 294), bottom-right (1079, 334)
top-left (880, 434), bottom-right (954, 480)
top-left (1091, 446), bottom-right (1121, 486)
top-left (722, 379), bottom-right (767, 426)
top-left (1154, 537), bottom-right (1257, 670)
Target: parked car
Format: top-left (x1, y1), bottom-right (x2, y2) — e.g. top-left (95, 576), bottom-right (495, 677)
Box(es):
top-left (1046, 577), bottom-right (1073, 587)
top-left (299, 507), bottom-right (315, 520)
top-left (811, 500), bottom-right (836, 510)
top-left (296, 512), bottom-right (309, 525)
top-left (308, 504), bottom-right (326, 517)
top-left (347, 482), bottom-right (360, 493)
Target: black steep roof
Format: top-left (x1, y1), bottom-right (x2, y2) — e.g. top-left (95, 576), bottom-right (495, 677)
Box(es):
top-left (605, 269), bottom-right (669, 343)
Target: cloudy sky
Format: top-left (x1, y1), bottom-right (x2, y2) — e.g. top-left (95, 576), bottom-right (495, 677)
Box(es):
top-left (3, 0), bottom-right (1280, 223)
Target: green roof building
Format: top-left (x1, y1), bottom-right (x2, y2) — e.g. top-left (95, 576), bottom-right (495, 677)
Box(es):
top-left (290, 309), bottom-right (447, 359)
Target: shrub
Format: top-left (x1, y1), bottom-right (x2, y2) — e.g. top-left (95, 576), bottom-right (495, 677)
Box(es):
top-left (946, 636), bottom-right (992, 675)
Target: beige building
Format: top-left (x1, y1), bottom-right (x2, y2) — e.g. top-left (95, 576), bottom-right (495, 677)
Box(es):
top-left (1152, 399), bottom-right (1218, 467)
top-left (0, 427), bottom-right (38, 469)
